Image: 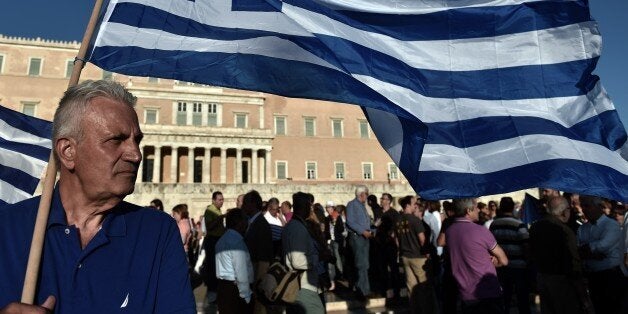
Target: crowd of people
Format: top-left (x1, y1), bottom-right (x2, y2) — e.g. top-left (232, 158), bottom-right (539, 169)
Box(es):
top-left (150, 186), bottom-right (628, 314)
top-left (2, 80), bottom-right (625, 314)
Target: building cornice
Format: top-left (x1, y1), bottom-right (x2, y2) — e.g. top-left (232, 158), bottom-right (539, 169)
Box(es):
top-left (0, 34), bottom-right (80, 50)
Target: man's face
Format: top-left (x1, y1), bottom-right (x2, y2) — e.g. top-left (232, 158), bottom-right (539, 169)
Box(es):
top-left (64, 97), bottom-right (142, 201)
top-left (358, 192), bottom-right (368, 203)
top-left (213, 194), bottom-right (224, 209)
top-left (468, 199), bottom-right (480, 222)
top-left (281, 202), bottom-right (290, 214)
top-left (236, 195), bottom-right (244, 208)
top-left (380, 195), bottom-right (391, 208)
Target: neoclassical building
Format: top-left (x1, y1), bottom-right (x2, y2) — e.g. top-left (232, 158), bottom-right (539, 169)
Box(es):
top-left (0, 35), bottom-right (421, 218)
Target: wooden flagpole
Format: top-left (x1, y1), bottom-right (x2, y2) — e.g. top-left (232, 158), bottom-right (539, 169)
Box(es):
top-left (21, 0), bottom-right (105, 303)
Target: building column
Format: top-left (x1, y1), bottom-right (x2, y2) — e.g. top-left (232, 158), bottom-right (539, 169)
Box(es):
top-left (220, 148), bottom-right (227, 184)
top-left (265, 149), bottom-right (272, 184)
top-left (203, 147), bottom-right (211, 184)
top-left (187, 147), bottom-right (194, 183)
top-left (152, 145), bottom-right (161, 183)
top-left (170, 146), bottom-right (178, 183)
top-left (236, 148), bottom-right (243, 183)
top-left (137, 145), bottom-right (144, 182)
top-left (251, 149), bottom-right (258, 184)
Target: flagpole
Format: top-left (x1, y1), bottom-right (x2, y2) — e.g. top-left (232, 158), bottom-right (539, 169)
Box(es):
top-left (20, 0), bottom-right (105, 304)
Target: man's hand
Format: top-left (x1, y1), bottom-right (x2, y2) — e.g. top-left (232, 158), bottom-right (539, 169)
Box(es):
top-left (0, 295), bottom-right (55, 314)
top-left (361, 230), bottom-right (372, 238)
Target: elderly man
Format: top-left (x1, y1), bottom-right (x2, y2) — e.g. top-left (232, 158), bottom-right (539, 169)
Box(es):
top-left (0, 80), bottom-right (195, 312)
top-left (529, 196), bottom-right (590, 314)
top-left (577, 195), bottom-right (623, 314)
top-left (345, 185), bottom-right (373, 298)
top-left (446, 198), bottom-right (508, 314)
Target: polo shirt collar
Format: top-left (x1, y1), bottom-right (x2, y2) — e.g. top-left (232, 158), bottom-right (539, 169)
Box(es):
top-left (46, 184), bottom-right (127, 237)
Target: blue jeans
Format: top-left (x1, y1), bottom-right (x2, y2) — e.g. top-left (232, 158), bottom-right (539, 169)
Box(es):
top-left (348, 233), bottom-right (370, 295)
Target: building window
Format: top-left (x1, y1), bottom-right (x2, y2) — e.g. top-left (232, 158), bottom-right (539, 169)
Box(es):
top-left (148, 77), bottom-right (159, 83)
top-left (207, 103), bottom-right (218, 127)
top-left (274, 116), bottom-right (286, 135)
top-left (0, 54), bottom-right (4, 73)
top-left (359, 120), bottom-right (370, 139)
top-left (276, 161), bottom-right (287, 180)
top-left (28, 58), bottom-right (42, 76)
top-left (145, 108), bottom-right (158, 124)
top-left (102, 70), bottom-right (113, 80)
top-left (192, 102), bottom-right (202, 126)
top-left (332, 119), bottom-right (343, 138)
top-left (177, 102), bottom-right (187, 125)
top-left (21, 102), bottom-right (37, 117)
top-left (306, 162), bottom-right (317, 180)
top-left (194, 159), bottom-right (203, 183)
top-left (388, 163), bottom-right (399, 180)
top-left (65, 60), bottom-right (74, 78)
top-left (142, 158), bottom-right (154, 182)
top-left (304, 117), bottom-right (315, 137)
top-left (362, 162), bottom-right (373, 180)
top-left (235, 113), bottom-right (247, 128)
top-left (334, 162), bottom-right (345, 179)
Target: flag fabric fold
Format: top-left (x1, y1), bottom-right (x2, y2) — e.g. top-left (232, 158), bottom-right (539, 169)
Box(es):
top-left (0, 105), bottom-right (52, 205)
top-left (89, 0), bottom-right (628, 201)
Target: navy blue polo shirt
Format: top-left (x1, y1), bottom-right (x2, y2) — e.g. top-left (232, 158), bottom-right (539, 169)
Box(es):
top-left (0, 187), bottom-right (195, 313)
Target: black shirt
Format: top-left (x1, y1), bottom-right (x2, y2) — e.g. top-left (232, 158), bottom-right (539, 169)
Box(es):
top-left (395, 213), bottom-right (425, 258)
top-left (529, 215), bottom-right (582, 275)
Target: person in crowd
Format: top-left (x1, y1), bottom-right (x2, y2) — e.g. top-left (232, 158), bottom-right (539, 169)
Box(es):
top-left (242, 190), bottom-right (273, 314)
top-left (395, 195), bottom-right (438, 314)
top-left (621, 202), bottom-right (628, 314)
top-left (477, 202), bottom-right (489, 225)
top-left (264, 197), bottom-right (285, 259)
top-left (446, 198), bottom-right (508, 314)
top-left (283, 192), bottom-right (325, 314)
top-left (0, 80), bottom-right (194, 312)
top-left (367, 194), bottom-right (384, 223)
top-left (324, 201), bottom-right (345, 290)
top-left (568, 193), bottom-right (586, 234)
top-left (202, 191), bottom-right (226, 313)
top-left (375, 192), bottom-right (401, 299)
top-left (577, 195), bottom-right (624, 314)
top-left (437, 201), bottom-right (459, 314)
top-left (281, 200), bottom-right (293, 222)
top-left (150, 198), bottom-right (164, 211)
top-left (529, 196), bottom-right (591, 314)
top-left (423, 200), bottom-right (443, 257)
top-left (215, 208), bottom-right (254, 314)
top-left (172, 204), bottom-right (192, 254)
top-left (345, 185), bottom-right (374, 299)
top-left (484, 200), bottom-right (498, 228)
top-left (489, 197), bottom-right (530, 314)
top-left (236, 194), bottom-right (245, 208)
top-left (336, 203), bottom-right (354, 285)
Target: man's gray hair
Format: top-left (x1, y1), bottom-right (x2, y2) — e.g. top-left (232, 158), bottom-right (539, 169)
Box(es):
top-left (52, 80), bottom-right (136, 144)
top-left (547, 196), bottom-right (569, 216)
top-left (452, 198), bottom-right (475, 217)
top-left (355, 185), bottom-right (368, 196)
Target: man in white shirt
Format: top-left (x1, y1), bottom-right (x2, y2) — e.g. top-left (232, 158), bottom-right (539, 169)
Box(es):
top-left (215, 208), bottom-right (254, 314)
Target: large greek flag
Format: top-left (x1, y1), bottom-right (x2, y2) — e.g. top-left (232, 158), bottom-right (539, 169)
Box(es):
top-left (0, 105), bottom-right (52, 205)
top-left (89, 0), bottom-right (628, 201)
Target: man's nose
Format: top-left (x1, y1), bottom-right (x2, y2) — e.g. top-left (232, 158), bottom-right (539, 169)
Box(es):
top-left (124, 142), bottom-right (142, 163)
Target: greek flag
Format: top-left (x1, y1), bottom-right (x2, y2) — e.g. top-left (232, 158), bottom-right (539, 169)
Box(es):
top-left (0, 105), bottom-right (52, 205)
top-left (89, 0), bottom-right (628, 201)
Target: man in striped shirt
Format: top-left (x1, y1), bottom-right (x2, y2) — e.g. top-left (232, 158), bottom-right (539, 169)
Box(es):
top-left (489, 197), bottom-right (530, 314)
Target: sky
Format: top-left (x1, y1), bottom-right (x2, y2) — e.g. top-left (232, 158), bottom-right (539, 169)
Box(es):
top-left (0, 1), bottom-right (626, 127)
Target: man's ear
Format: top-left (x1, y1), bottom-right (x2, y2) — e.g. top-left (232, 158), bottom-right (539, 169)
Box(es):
top-left (55, 138), bottom-right (76, 170)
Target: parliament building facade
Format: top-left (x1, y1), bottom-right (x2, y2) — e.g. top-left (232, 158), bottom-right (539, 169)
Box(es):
top-left (0, 35), bottom-right (420, 217)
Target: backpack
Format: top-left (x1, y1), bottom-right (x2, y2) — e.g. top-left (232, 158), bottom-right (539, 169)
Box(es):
top-left (256, 261), bottom-right (302, 304)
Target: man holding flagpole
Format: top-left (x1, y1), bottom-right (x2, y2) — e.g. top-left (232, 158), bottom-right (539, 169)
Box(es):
top-left (0, 80), bottom-right (195, 313)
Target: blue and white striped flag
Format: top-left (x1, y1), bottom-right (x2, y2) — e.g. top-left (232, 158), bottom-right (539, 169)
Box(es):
top-left (0, 105), bottom-right (52, 205)
top-left (89, 0), bottom-right (628, 201)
